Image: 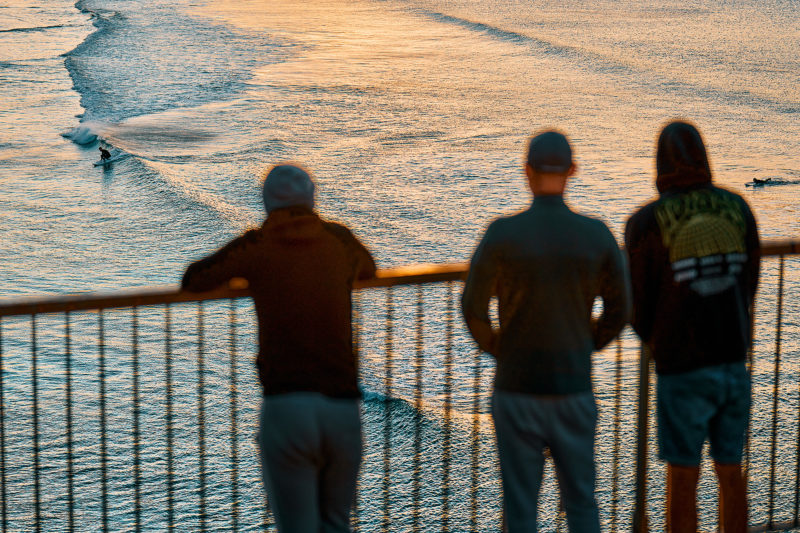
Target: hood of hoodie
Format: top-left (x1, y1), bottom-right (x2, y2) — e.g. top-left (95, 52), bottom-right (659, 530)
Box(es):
top-left (655, 121), bottom-right (712, 194)
top-left (262, 205), bottom-right (323, 242)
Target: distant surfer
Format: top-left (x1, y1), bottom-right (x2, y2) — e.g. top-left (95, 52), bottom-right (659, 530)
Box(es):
top-left (752, 177), bottom-right (771, 185)
top-left (99, 146), bottom-right (111, 162)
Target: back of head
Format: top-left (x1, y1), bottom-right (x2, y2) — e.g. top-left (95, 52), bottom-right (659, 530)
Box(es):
top-left (656, 121), bottom-right (712, 193)
top-left (262, 163), bottom-right (315, 213)
top-left (527, 130), bottom-right (573, 174)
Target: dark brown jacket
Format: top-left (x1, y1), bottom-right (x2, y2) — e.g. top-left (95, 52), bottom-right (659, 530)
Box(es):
top-left (182, 206), bottom-right (376, 397)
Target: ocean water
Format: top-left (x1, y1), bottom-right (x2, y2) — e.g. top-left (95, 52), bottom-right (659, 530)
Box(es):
top-left (0, 0), bottom-right (799, 530)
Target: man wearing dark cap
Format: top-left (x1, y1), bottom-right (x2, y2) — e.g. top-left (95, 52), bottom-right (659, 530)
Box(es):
top-left (182, 163), bottom-right (376, 533)
top-left (462, 131), bottom-right (630, 532)
top-left (625, 121), bottom-right (759, 533)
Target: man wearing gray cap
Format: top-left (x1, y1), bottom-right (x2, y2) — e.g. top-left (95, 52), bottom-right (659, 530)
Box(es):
top-left (462, 131), bottom-right (630, 532)
top-left (182, 163), bottom-right (376, 532)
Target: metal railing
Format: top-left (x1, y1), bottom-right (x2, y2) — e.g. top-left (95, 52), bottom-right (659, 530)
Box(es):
top-left (0, 242), bottom-right (797, 532)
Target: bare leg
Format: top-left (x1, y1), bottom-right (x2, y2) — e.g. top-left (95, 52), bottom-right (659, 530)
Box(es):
top-left (666, 463), bottom-right (700, 533)
top-left (714, 462), bottom-right (747, 533)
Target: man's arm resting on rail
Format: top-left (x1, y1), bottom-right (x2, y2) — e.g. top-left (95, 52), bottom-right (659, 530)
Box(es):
top-left (181, 232), bottom-right (255, 292)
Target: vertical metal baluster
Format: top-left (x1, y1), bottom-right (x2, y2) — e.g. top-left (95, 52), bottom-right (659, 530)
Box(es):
top-left (796, 285), bottom-right (800, 530)
top-left (31, 315), bottom-right (42, 532)
top-left (382, 288), bottom-right (394, 533)
top-left (197, 302), bottom-right (208, 531)
top-left (164, 305), bottom-right (176, 529)
top-left (556, 495), bottom-right (566, 532)
top-left (98, 311), bottom-right (109, 532)
top-left (795, 276), bottom-right (800, 524)
top-left (64, 313), bottom-right (75, 532)
top-left (263, 496), bottom-right (271, 532)
top-left (0, 318), bottom-right (7, 533)
top-left (228, 300), bottom-right (240, 532)
top-left (768, 255), bottom-right (784, 529)
top-left (413, 286), bottom-right (423, 532)
top-left (632, 344), bottom-right (650, 533)
top-left (441, 283), bottom-right (454, 533)
top-left (744, 294), bottom-right (756, 487)
top-left (791, 264), bottom-right (800, 529)
top-left (352, 291), bottom-right (361, 532)
top-left (132, 307), bottom-right (142, 532)
top-left (470, 349), bottom-right (481, 532)
top-left (612, 337), bottom-right (623, 531)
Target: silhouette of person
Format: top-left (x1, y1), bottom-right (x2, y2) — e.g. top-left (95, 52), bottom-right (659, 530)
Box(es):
top-left (625, 121), bottom-right (760, 533)
top-left (462, 131), bottom-right (630, 532)
top-left (182, 163), bottom-right (376, 532)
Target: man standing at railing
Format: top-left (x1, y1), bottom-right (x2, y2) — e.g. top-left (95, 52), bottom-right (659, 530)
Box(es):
top-left (182, 163), bottom-right (376, 533)
top-left (461, 130), bottom-right (630, 532)
top-left (625, 121), bottom-right (760, 533)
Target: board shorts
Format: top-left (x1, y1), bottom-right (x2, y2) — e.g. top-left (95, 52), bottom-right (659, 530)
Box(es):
top-left (657, 361), bottom-right (750, 466)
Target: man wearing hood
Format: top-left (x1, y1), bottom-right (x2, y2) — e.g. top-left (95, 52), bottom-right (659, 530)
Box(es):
top-left (182, 163), bottom-right (376, 533)
top-left (625, 121), bottom-right (760, 533)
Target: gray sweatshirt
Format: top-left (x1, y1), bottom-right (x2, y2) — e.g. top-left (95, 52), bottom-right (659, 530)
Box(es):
top-left (462, 195), bottom-right (630, 395)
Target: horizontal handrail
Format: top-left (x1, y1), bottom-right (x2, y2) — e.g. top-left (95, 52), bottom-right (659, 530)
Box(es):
top-left (0, 263), bottom-right (469, 317)
top-left (760, 239), bottom-right (800, 255)
top-left (0, 238), bottom-right (797, 318)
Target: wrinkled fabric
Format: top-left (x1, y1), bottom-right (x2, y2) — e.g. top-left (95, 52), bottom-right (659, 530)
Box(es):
top-left (258, 393), bottom-right (362, 533)
top-left (182, 206), bottom-right (376, 397)
top-left (656, 362), bottom-right (750, 465)
top-left (492, 390), bottom-right (600, 533)
top-left (462, 195), bottom-right (630, 394)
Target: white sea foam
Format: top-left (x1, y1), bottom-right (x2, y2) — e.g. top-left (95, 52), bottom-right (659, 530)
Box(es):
top-left (61, 124), bottom-right (98, 145)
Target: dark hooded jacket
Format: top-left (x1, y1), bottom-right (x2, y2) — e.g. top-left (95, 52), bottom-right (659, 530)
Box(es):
top-left (182, 206), bottom-right (376, 397)
top-left (624, 122), bottom-right (760, 374)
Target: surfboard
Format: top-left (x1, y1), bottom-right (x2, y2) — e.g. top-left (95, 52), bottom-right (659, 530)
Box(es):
top-left (745, 179), bottom-right (799, 187)
top-left (93, 152), bottom-right (127, 166)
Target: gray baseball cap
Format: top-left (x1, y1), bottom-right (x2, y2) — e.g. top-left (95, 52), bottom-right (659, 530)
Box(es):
top-left (526, 131), bottom-right (573, 173)
top-left (262, 164), bottom-right (315, 213)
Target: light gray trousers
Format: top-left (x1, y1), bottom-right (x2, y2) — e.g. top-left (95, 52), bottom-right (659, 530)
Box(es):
top-left (492, 390), bottom-right (600, 533)
top-left (258, 393), bottom-right (362, 533)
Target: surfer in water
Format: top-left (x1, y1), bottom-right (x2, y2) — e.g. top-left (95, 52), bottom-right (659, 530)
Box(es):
top-left (752, 177), bottom-right (771, 185)
top-left (99, 146), bottom-right (111, 162)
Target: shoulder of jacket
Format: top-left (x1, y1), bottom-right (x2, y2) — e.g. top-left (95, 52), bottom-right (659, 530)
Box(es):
top-left (321, 219), bottom-right (364, 248)
top-left (321, 219), bottom-right (354, 238)
top-left (624, 201), bottom-right (661, 245)
top-left (223, 228), bottom-right (262, 250)
top-left (628, 199), bottom-right (661, 225)
top-left (486, 213), bottom-right (518, 232)
top-left (712, 184), bottom-right (751, 206)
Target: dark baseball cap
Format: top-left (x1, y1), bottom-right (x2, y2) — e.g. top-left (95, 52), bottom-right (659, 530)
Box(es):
top-left (262, 163), bottom-right (315, 213)
top-left (526, 131), bottom-right (573, 173)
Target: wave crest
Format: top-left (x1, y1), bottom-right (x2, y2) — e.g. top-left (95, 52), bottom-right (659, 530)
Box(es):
top-left (61, 124), bottom-right (98, 145)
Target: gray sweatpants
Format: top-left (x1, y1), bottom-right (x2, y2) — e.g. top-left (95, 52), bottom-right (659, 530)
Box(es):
top-left (492, 390), bottom-right (600, 533)
top-left (258, 393), bottom-right (362, 533)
